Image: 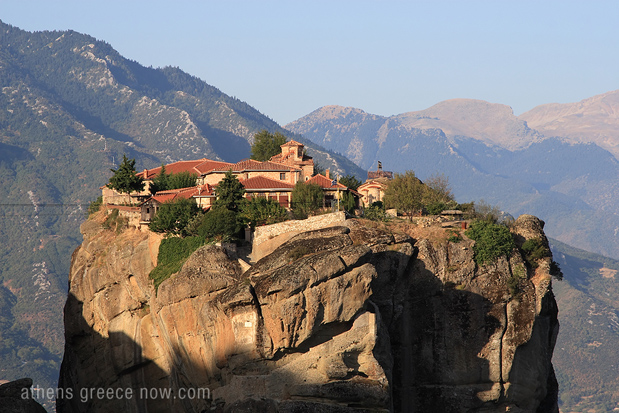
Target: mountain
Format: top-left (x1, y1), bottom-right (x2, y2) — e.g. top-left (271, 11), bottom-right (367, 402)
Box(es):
top-left (0, 20), bottom-right (364, 410)
top-left (285, 102), bottom-right (619, 262)
top-left (519, 90), bottom-right (619, 159)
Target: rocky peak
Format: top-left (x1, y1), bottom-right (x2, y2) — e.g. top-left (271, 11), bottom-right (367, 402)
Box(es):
top-left (58, 214), bottom-right (558, 412)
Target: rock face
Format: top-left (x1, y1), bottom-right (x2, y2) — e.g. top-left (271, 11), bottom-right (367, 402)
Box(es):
top-left (58, 212), bottom-right (559, 412)
top-left (0, 378), bottom-right (47, 413)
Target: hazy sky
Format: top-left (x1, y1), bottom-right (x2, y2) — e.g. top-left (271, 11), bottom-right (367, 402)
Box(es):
top-left (2, 0), bottom-right (617, 125)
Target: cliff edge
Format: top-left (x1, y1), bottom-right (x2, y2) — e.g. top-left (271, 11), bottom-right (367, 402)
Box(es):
top-left (58, 212), bottom-right (558, 412)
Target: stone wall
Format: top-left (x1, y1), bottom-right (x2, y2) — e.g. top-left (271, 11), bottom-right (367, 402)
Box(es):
top-left (107, 205), bottom-right (143, 229)
top-left (251, 212), bottom-right (346, 261)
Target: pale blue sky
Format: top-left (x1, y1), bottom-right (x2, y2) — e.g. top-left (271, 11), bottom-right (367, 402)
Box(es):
top-left (2, 0), bottom-right (617, 125)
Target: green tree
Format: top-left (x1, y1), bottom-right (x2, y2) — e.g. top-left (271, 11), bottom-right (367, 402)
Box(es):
top-left (107, 154), bottom-right (145, 194)
top-left (383, 170), bottom-right (425, 214)
top-left (168, 171), bottom-right (198, 190)
top-left (341, 191), bottom-right (356, 213)
top-left (150, 166), bottom-right (198, 194)
top-left (239, 197), bottom-right (288, 228)
top-left (465, 220), bottom-right (515, 265)
top-left (291, 182), bottom-right (324, 218)
top-left (149, 164), bottom-right (169, 194)
top-left (339, 174), bottom-right (362, 190)
top-left (250, 130), bottom-right (287, 161)
top-left (198, 207), bottom-right (240, 240)
top-left (214, 170), bottom-right (245, 212)
top-left (148, 197), bottom-right (201, 235)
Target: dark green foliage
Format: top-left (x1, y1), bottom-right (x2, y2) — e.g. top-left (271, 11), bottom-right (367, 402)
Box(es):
top-left (88, 195), bottom-right (103, 215)
top-left (341, 191), bottom-right (356, 214)
top-left (250, 130), bottom-right (287, 161)
top-left (447, 230), bottom-right (463, 243)
top-left (184, 210), bottom-right (207, 236)
top-left (107, 154), bottom-right (145, 194)
top-left (150, 165), bottom-right (198, 194)
top-left (149, 236), bottom-right (205, 290)
top-left (426, 202), bottom-right (448, 216)
top-left (521, 237), bottom-right (563, 279)
top-left (149, 164), bottom-right (169, 194)
top-left (465, 220), bottom-right (515, 265)
top-left (148, 198), bottom-right (201, 235)
top-left (168, 171), bottom-right (198, 190)
top-left (291, 182), bottom-right (324, 218)
top-left (214, 170), bottom-right (245, 212)
top-left (198, 208), bottom-right (240, 240)
top-left (549, 260), bottom-right (564, 280)
top-left (339, 174), bottom-right (362, 190)
top-left (239, 197), bottom-right (288, 228)
top-left (522, 238), bottom-right (551, 263)
top-left (364, 202), bottom-right (387, 221)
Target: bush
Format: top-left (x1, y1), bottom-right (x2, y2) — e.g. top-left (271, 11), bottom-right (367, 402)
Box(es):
top-left (239, 197), bottom-right (288, 228)
top-left (447, 230), bottom-right (463, 243)
top-left (149, 236), bottom-right (205, 290)
top-left (148, 198), bottom-right (201, 235)
top-left (88, 195), bottom-right (103, 215)
top-left (291, 182), bottom-right (323, 218)
top-left (364, 204), bottom-right (387, 221)
top-left (522, 238), bottom-right (551, 266)
top-left (198, 207), bottom-right (240, 240)
top-left (465, 220), bottom-right (515, 265)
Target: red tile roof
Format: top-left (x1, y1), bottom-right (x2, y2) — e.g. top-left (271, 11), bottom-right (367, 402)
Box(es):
top-left (306, 174), bottom-right (348, 190)
top-left (195, 160), bottom-right (234, 174)
top-left (240, 176), bottom-right (295, 190)
top-left (149, 184), bottom-right (214, 203)
top-left (231, 159), bottom-right (298, 172)
top-left (138, 159), bottom-right (209, 180)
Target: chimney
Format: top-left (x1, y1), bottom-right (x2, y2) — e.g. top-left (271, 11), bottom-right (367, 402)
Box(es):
top-left (143, 169), bottom-right (148, 178)
top-left (325, 169), bottom-right (330, 179)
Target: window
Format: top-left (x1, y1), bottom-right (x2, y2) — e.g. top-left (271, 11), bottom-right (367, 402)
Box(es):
top-left (280, 173), bottom-right (286, 180)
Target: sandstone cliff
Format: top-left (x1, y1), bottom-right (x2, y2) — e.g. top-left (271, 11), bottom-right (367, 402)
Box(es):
top-left (58, 212), bottom-right (558, 412)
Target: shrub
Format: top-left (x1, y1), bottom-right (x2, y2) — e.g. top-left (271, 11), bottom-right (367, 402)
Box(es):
top-left (447, 230), bottom-right (463, 243)
top-left (465, 220), bottom-right (515, 265)
top-left (291, 182), bottom-right (323, 218)
top-left (88, 195), bottom-right (103, 216)
top-left (364, 203), bottom-right (387, 221)
top-left (148, 198), bottom-right (201, 235)
top-left (239, 197), bottom-right (288, 228)
top-left (521, 238), bottom-right (550, 267)
top-left (198, 207), bottom-right (240, 240)
top-left (150, 236), bottom-right (205, 290)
